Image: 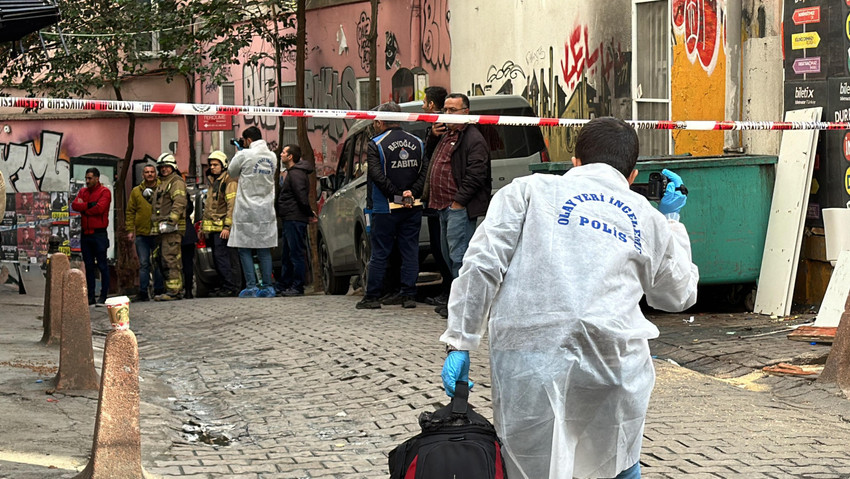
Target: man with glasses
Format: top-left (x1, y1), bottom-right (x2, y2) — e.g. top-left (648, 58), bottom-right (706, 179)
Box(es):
top-left (426, 93), bottom-right (491, 318)
top-left (72, 168), bottom-right (112, 306)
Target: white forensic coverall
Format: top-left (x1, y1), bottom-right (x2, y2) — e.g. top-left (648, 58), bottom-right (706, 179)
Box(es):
top-left (440, 163), bottom-right (699, 479)
top-left (227, 139), bottom-right (278, 249)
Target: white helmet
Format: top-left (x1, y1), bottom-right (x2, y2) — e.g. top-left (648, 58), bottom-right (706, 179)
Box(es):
top-left (208, 150), bottom-right (228, 169)
top-left (157, 153), bottom-right (177, 169)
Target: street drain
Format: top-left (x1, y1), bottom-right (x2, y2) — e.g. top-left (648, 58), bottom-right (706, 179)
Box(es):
top-left (182, 419), bottom-right (235, 446)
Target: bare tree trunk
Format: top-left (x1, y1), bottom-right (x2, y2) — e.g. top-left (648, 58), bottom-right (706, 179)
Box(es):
top-left (295, 0), bottom-right (321, 292)
top-left (113, 85), bottom-right (138, 295)
top-left (272, 1), bottom-right (285, 156)
top-left (368, 0), bottom-right (379, 108)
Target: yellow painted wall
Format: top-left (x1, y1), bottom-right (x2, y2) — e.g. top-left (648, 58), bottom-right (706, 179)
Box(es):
top-left (671, 1), bottom-right (727, 156)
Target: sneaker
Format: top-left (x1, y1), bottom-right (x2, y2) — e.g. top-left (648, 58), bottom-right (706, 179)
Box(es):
top-left (154, 291), bottom-right (182, 301)
top-left (435, 304), bottom-right (448, 318)
top-left (256, 286), bottom-right (276, 298)
top-left (88, 298), bottom-right (96, 306)
top-left (280, 288), bottom-right (304, 297)
top-left (425, 292), bottom-right (449, 306)
top-left (222, 289), bottom-right (240, 297)
top-left (356, 297), bottom-right (382, 309)
top-left (239, 287), bottom-right (260, 298)
top-left (401, 296), bottom-right (417, 309)
top-left (95, 301), bottom-right (106, 307)
top-left (381, 293), bottom-right (405, 306)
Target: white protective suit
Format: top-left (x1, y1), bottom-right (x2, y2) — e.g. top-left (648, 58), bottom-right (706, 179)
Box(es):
top-left (227, 139), bottom-right (278, 249)
top-left (440, 163), bottom-right (699, 479)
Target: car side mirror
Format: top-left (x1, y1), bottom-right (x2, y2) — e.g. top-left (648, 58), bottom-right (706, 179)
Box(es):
top-left (319, 175), bottom-right (336, 193)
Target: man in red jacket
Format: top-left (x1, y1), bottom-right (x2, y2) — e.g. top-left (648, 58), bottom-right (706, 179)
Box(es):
top-left (71, 168), bottom-right (112, 306)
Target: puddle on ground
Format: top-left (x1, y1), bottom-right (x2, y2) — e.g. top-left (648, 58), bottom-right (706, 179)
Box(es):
top-left (181, 419), bottom-right (236, 446)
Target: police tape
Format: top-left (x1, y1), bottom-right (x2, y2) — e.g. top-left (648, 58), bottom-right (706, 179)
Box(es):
top-left (2, 96), bottom-right (848, 131)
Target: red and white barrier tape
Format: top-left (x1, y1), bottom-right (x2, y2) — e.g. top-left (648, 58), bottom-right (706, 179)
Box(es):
top-left (1, 96), bottom-right (846, 131)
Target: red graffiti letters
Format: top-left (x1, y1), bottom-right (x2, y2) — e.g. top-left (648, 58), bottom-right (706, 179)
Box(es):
top-left (673, 0), bottom-right (721, 74)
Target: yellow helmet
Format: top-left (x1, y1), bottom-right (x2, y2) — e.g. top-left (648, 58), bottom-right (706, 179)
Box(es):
top-left (208, 150), bottom-right (228, 169)
top-left (156, 152), bottom-right (177, 169)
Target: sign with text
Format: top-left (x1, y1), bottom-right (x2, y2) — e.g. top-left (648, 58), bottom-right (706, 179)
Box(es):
top-left (793, 57), bottom-right (822, 74)
top-left (198, 114), bottom-right (232, 131)
top-left (793, 6), bottom-right (821, 25)
top-left (792, 31), bottom-right (822, 49)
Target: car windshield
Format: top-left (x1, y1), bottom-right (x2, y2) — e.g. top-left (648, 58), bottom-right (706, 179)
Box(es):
top-left (400, 106), bottom-right (546, 159)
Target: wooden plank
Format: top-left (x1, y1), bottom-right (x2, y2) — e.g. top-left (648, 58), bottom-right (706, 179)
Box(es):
top-left (754, 107), bottom-right (822, 316)
top-left (787, 326), bottom-right (837, 343)
top-left (815, 250), bottom-right (850, 327)
top-left (763, 362), bottom-right (823, 376)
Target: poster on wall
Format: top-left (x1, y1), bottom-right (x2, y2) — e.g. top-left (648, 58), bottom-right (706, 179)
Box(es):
top-left (68, 180), bottom-right (84, 254)
top-left (50, 191), bottom-right (71, 256)
top-left (1, 194), bottom-right (16, 261)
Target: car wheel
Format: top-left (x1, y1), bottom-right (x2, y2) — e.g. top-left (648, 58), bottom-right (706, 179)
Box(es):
top-left (356, 232), bottom-right (370, 292)
top-left (319, 236), bottom-right (349, 295)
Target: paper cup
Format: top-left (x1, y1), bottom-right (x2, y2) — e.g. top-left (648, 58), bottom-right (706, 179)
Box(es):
top-left (105, 296), bottom-right (131, 330)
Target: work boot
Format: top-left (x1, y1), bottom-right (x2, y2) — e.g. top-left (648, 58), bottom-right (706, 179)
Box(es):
top-left (381, 293), bottom-right (405, 305)
top-left (425, 292), bottom-right (449, 306)
top-left (134, 292), bottom-right (150, 302)
top-left (154, 290), bottom-right (182, 301)
top-left (401, 296), bottom-right (417, 309)
top-left (184, 290), bottom-right (194, 300)
top-left (356, 297), bottom-right (382, 309)
top-left (435, 304), bottom-right (448, 318)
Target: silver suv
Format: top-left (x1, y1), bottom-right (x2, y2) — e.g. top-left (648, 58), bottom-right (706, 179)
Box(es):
top-left (317, 95), bottom-right (549, 294)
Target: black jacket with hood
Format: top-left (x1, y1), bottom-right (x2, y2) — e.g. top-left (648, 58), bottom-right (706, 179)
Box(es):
top-left (276, 160), bottom-right (314, 223)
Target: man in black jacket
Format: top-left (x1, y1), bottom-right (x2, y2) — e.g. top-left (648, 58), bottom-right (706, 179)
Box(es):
top-left (424, 93), bottom-right (491, 317)
top-left (275, 144), bottom-right (316, 296)
top-left (356, 102), bottom-right (428, 310)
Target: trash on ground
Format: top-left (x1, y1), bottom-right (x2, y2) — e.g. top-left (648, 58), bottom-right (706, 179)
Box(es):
top-left (762, 363), bottom-right (823, 377)
top-left (787, 326), bottom-right (836, 344)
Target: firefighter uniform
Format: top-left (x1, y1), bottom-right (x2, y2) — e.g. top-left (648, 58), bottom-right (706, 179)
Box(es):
top-left (151, 153), bottom-right (187, 300)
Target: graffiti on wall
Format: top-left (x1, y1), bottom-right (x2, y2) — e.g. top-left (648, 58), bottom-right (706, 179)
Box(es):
top-left (673, 0), bottom-right (722, 75)
top-left (385, 31), bottom-right (400, 70)
top-left (486, 61), bottom-right (526, 95)
top-left (304, 66), bottom-right (358, 142)
top-left (357, 11), bottom-right (372, 73)
top-left (243, 63), bottom-right (280, 131)
top-left (422, 0), bottom-right (451, 70)
top-left (0, 131), bottom-right (70, 193)
top-left (470, 25), bottom-right (631, 161)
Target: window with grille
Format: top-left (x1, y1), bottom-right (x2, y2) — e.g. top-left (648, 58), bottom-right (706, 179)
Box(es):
top-left (357, 78), bottom-right (380, 110)
top-left (632, 0), bottom-right (671, 156)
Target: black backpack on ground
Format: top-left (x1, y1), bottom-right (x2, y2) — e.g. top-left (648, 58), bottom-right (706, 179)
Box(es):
top-left (388, 381), bottom-right (507, 479)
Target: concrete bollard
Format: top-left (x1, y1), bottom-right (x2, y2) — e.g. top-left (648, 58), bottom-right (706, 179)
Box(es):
top-left (820, 293), bottom-right (850, 397)
top-left (53, 269), bottom-right (100, 391)
top-left (41, 253), bottom-right (70, 346)
top-left (74, 298), bottom-right (149, 479)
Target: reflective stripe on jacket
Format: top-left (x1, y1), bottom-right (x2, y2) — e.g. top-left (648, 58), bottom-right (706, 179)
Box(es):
top-left (150, 172), bottom-right (187, 234)
top-left (202, 171), bottom-right (237, 233)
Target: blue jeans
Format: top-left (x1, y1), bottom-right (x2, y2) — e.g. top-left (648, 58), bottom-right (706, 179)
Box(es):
top-left (366, 209), bottom-right (421, 298)
top-left (438, 206), bottom-right (477, 279)
top-left (613, 462), bottom-right (641, 479)
top-left (279, 220), bottom-right (308, 293)
top-left (135, 235), bottom-right (164, 293)
top-left (238, 247), bottom-right (273, 289)
top-left (80, 231), bottom-right (109, 303)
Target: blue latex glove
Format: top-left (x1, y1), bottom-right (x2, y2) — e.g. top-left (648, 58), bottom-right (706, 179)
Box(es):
top-left (658, 168), bottom-right (687, 216)
top-left (441, 350), bottom-right (474, 397)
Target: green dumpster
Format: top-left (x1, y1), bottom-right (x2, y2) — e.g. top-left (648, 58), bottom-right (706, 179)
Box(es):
top-left (529, 155), bottom-right (778, 285)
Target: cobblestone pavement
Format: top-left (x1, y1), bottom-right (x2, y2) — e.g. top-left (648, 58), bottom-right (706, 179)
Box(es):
top-left (3, 270), bottom-right (850, 478)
